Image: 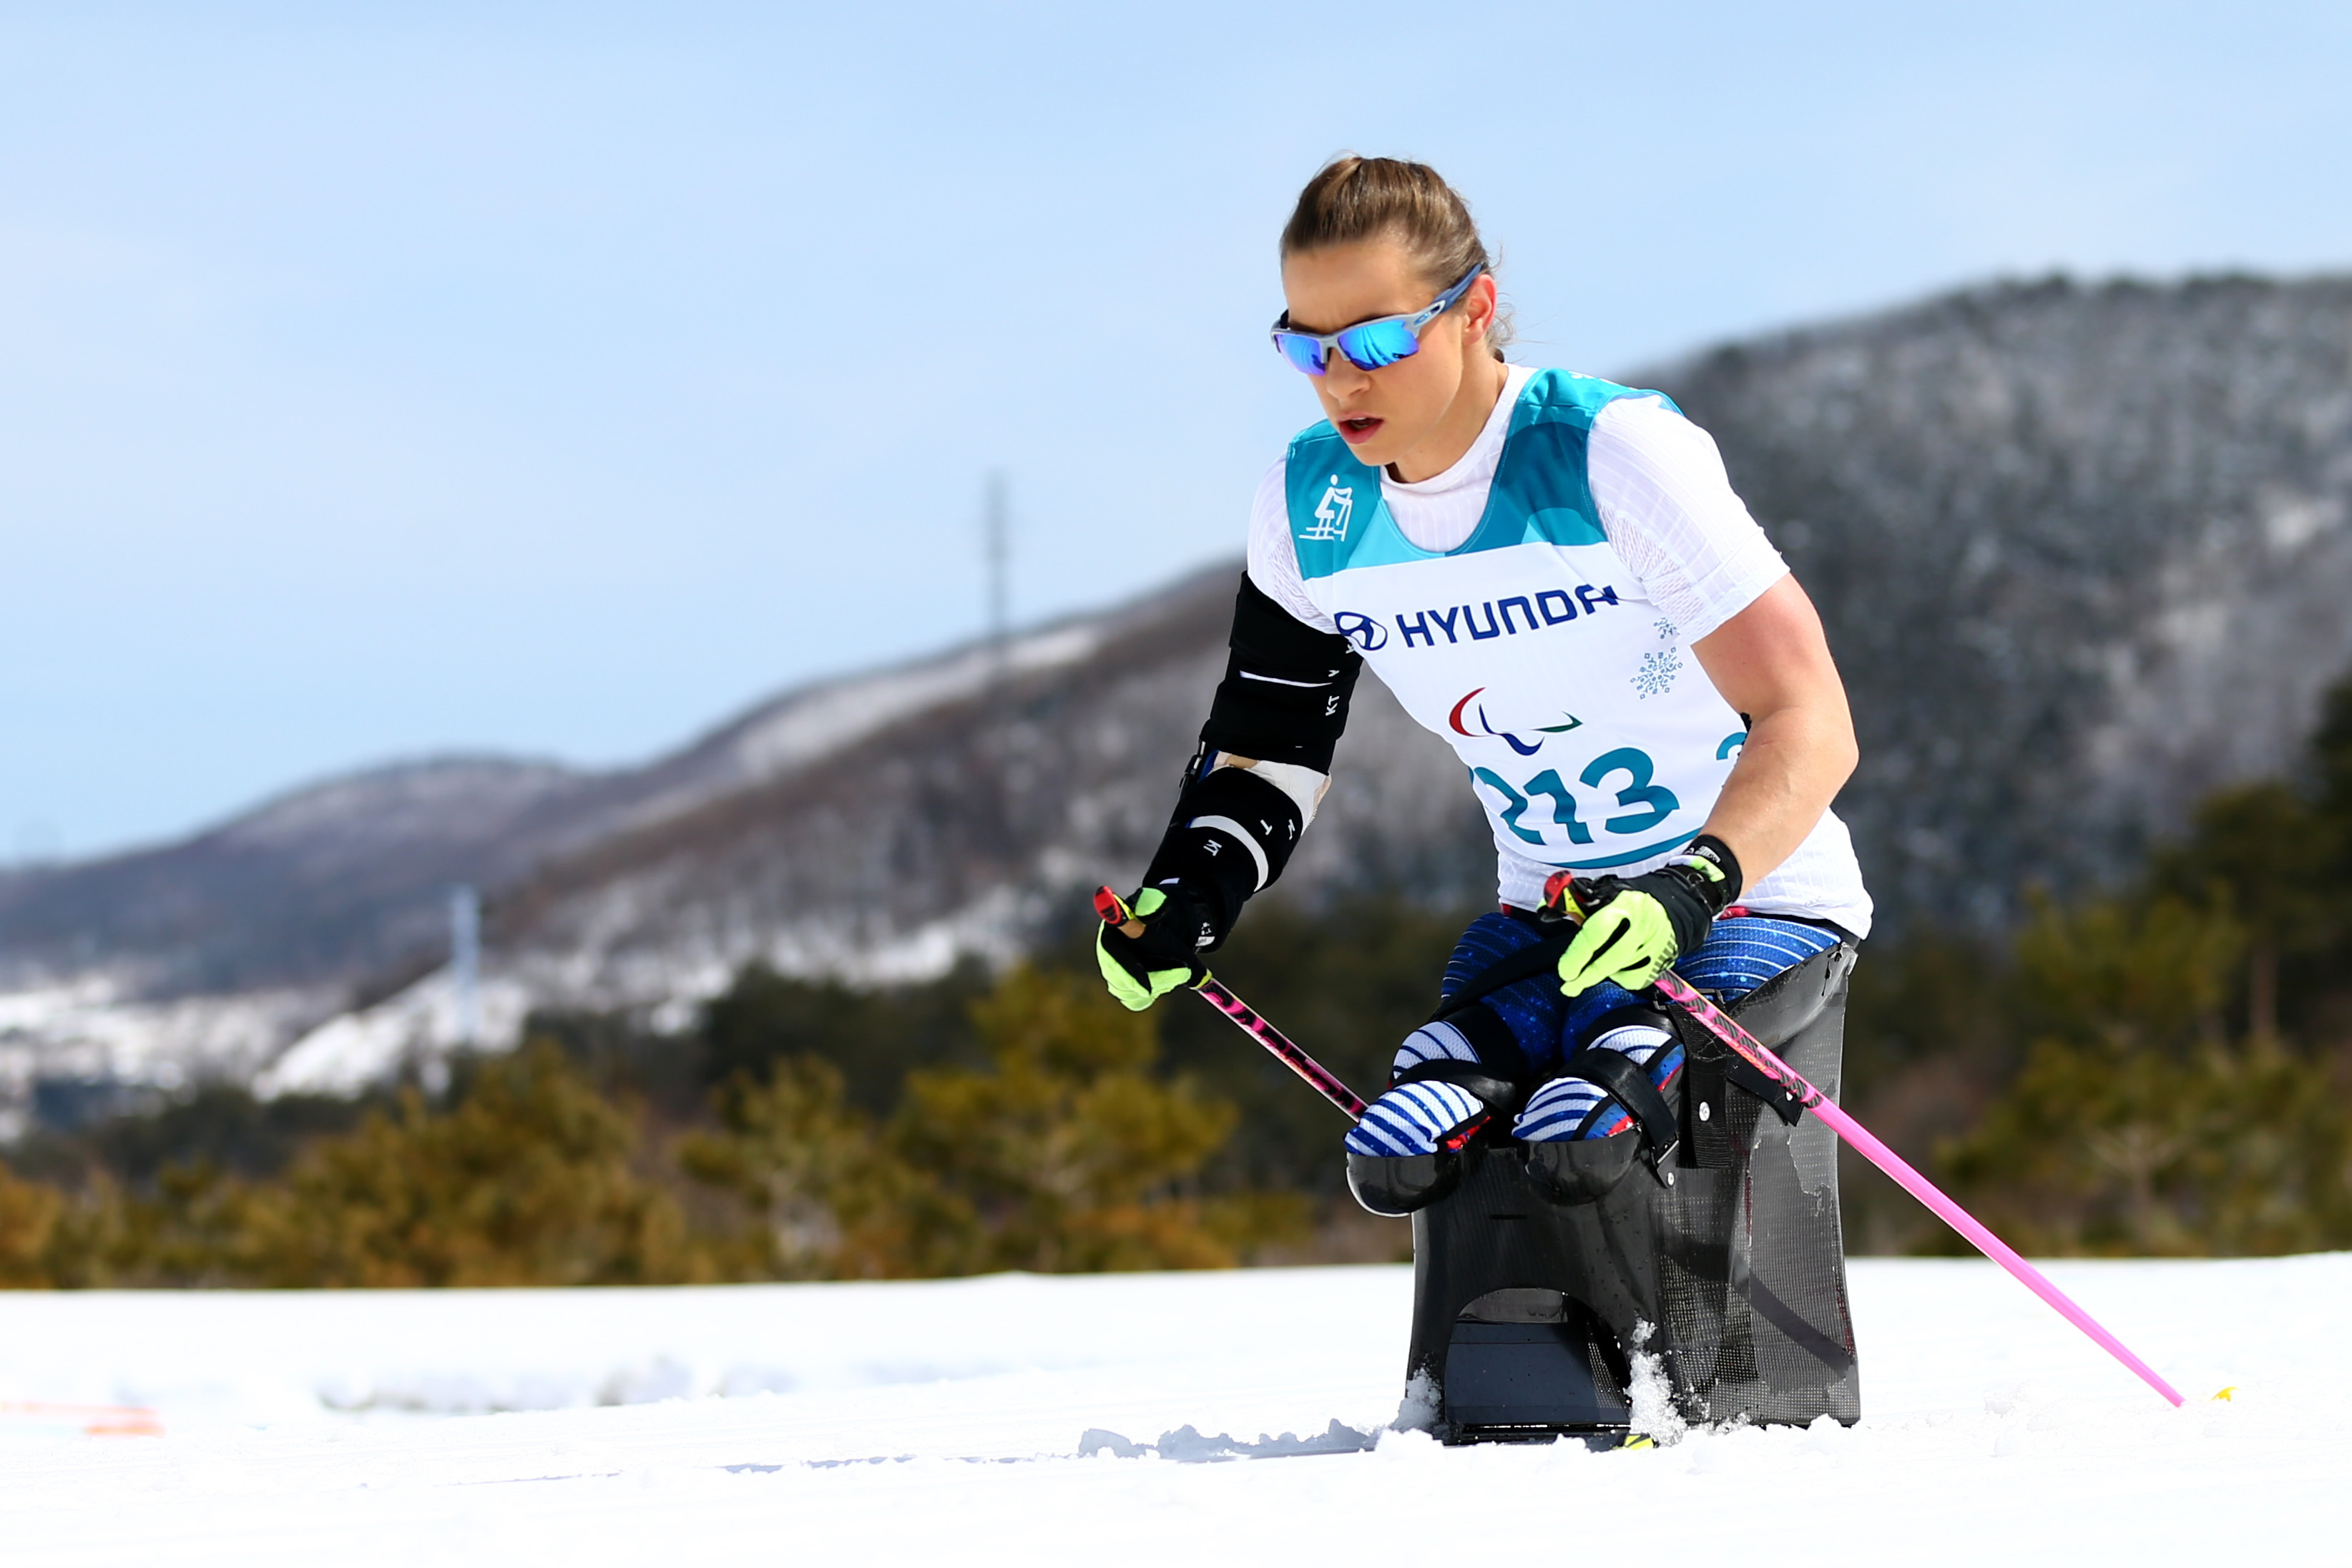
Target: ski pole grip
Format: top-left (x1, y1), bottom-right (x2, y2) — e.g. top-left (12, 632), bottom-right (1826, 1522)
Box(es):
top-left (1092, 884), bottom-right (1145, 939)
top-left (1539, 870), bottom-right (1599, 923)
top-left (1094, 885), bottom-right (1209, 986)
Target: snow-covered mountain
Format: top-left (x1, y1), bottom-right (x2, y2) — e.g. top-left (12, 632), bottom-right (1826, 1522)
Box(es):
top-left (1668, 274), bottom-right (2352, 927)
top-left (0, 567), bottom-right (1327, 1102)
top-left (8, 272), bottom-right (2352, 1109)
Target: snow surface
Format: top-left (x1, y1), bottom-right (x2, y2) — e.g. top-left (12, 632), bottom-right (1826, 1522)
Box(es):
top-left (1, 1256), bottom-right (2347, 1564)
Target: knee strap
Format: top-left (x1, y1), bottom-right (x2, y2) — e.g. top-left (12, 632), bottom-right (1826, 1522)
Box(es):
top-left (1560, 1046), bottom-right (1680, 1167)
top-left (1391, 1058), bottom-right (1522, 1117)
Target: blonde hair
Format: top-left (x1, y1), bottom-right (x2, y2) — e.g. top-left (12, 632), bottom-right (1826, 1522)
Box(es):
top-left (1279, 155), bottom-right (1509, 355)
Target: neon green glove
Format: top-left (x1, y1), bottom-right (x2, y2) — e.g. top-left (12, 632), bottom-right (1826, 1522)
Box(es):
top-left (1554, 845), bottom-right (1736, 999)
top-left (1556, 888), bottom-right (1683, 997)
top-left (1094, 888), bottom-right (1207, 1011)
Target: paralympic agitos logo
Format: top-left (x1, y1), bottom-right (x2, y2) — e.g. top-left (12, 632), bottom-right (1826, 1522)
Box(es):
top-left (1449, 688), bottom-right (1584, 757)
top-left (1333, 584), bottom-right (1622, 654)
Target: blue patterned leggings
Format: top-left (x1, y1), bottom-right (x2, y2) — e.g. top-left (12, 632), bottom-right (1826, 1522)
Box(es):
top-left (1413, 909), bottom-right (1846, 1081)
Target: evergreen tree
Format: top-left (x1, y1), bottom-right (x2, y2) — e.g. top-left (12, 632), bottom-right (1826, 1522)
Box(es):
top-left (0, 1161), bottom-right (59, 1287)
top-left (240, 1042), bottom-right (697, 1288)
top-left (677, 1055), bottom-right (922, 1279)
top-left (887, 965), bottom-right (1247, 1274)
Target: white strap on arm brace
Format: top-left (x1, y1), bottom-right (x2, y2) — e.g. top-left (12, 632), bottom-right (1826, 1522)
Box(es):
top-left (1189, 755), bottom-right (1331, 892)
top-left (1211, 755), bottom-right (1329, 828)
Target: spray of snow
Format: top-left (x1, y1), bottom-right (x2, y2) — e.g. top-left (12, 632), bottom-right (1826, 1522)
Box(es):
top-left (1626, 1320), bottom-right (1688, 1446)
top-left (1392, 1369), bottom-right (1441, 1433)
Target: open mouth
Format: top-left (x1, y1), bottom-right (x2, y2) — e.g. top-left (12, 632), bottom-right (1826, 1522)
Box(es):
top-left (1336, 415), bottom-right (1383, 444)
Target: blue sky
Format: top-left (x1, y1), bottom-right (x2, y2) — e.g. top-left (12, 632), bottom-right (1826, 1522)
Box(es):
top-left (5, 0), bottom-right (2351, 858)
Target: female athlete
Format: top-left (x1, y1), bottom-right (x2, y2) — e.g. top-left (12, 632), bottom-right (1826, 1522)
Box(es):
top-left (1097, 155), bottom-right (1871, 1212)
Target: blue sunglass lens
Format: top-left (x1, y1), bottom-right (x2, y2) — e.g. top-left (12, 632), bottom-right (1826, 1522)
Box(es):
top-left (1273, 331), bottom-right (1329, 376)
top-left (1336, 320), bottom-right (1421, 371)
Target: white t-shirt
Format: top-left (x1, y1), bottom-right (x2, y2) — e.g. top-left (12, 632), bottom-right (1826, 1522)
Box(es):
top-left (1250, 366), bottom-right (1788, 644)
top-left (1247, 365), bottom-right (1873, 936)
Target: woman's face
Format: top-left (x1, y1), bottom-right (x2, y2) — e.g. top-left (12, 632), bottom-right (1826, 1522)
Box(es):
top-left (1279, 237), bottom-right (1500, 479)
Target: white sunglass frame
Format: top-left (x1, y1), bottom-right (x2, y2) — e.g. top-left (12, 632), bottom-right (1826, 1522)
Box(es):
top-left (1268, 263), bottom-right (1486, 376)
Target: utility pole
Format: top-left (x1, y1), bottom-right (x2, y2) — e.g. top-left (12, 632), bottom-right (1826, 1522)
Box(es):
top-left (981, 471), bottom-right (1014, 855)
top-left (985, 469), bottom-right (1010, 693)
top-left (449, 884), bottom-right (481, 1051)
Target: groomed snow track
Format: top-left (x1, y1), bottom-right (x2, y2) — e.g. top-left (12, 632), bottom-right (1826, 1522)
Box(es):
top-left (0, 1256), bottom-right (2345, 1564)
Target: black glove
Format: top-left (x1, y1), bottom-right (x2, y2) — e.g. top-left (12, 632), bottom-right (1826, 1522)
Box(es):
top-left (1549, 836), bottom-right (1741, 997)
top-left (1095, 886), bottom-right (1217, 1011)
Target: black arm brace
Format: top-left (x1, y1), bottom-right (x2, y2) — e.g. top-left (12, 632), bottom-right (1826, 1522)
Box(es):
top-left (1139, 574), bottom-right (1363, 948)
top-left (1198, 572), bottom-right (1361, 770)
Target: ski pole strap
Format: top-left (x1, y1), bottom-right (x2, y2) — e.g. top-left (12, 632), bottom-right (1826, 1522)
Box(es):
top-left (1562, 1045), bottom-right (1680, 1167)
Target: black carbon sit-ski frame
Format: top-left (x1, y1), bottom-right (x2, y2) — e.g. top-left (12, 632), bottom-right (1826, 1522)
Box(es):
top-left (1404, 939), bottom-right (1861, 1442)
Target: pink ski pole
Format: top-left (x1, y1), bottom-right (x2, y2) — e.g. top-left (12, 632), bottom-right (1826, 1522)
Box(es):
top-left (1094, 886), bottom-right (1366, 1121)
top-left (1650, 969), bottom-right (2185, 1407)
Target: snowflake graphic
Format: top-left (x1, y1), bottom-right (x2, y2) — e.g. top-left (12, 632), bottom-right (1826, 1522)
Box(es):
top-left (1632, 648), bottom-right (1682, 699)
top-left (1654, 617), bottom-right (1679, 642)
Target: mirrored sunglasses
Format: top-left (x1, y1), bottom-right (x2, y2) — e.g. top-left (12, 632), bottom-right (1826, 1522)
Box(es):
top-left (1269, 264), bottom-right (1484, 376)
